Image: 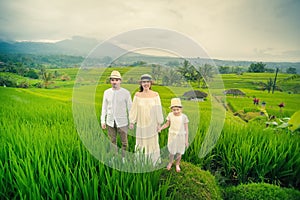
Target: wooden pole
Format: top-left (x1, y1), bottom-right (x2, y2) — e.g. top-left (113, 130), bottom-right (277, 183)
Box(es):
top-left (272, 68), bottom-right (279, 94)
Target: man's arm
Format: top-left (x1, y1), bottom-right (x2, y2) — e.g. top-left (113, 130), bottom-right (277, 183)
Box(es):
top-left (100, 92), bottom-right (107, 129)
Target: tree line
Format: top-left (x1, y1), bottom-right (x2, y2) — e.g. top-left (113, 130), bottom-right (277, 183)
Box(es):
top-left (248, 62), bottom-right (297, 74)
top-left (147, 60), bottom-right (299, 94)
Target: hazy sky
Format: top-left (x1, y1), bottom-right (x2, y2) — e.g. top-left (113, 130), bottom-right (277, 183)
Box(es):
top-left (1, 0), bottom-right (300, 62)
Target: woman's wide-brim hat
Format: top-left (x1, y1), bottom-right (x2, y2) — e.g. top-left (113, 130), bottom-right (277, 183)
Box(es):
top-left (110, 70), bottom-right (122, 79)
top-left (140, 74), bottom-right (152, 81)
top-left (170, 98), bottom-right (182, 108)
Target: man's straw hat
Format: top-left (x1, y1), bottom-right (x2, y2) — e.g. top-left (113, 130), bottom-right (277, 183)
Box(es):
top-left (110, 70), bottom-right (121, 79)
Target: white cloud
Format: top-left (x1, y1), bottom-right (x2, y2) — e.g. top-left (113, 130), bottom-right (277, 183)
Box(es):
top-left (0, 0), bottom-right (299, 62)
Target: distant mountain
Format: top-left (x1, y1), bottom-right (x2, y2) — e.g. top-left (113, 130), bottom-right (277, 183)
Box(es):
top-left (0, 36), bottom-right (299, 73)
top-left (0, 40), bottom-right (55, 54)
top-left (0, 36), bottom-right (101, 56)
top-left (52, 36), bottom-right (99, 55)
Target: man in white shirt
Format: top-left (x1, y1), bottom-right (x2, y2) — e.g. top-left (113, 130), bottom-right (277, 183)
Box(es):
top-left (101, 70), bottom-right (132, 159)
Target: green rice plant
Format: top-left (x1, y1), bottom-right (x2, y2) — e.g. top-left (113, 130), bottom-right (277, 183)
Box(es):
top-left (2, 68), bottom-right (300, 199)
top-left (0, 87), bottom-right (173, 199)
top-left (212, 122), bottom-right (300, 187)
top-left (226, 90), bottom-right (300, 118)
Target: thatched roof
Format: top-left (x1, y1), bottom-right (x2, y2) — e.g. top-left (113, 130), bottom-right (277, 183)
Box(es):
top-left (183, 90), bottom-right (208, 99)
top-left (224, 89), bottom-right (245, 96)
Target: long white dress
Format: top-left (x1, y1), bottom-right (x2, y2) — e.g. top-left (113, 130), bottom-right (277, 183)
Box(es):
top-left (129, 95), bottom-right (164, 165)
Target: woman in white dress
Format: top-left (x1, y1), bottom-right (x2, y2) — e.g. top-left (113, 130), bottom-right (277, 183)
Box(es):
top-left (129, 74), bottom-right (164, 165)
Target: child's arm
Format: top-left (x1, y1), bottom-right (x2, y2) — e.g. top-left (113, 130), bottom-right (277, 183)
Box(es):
top-left (158, 120), bottom-right (170, 132)
top-left (184, 122), bottom-right (189, 147)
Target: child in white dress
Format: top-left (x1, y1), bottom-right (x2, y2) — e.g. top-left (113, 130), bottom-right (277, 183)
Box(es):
top-left (159, 98), bottom-right (189, 172)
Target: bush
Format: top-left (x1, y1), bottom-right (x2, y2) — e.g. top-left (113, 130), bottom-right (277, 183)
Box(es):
top-left (17, 80), bottom-right (29, 88)
top-left (0, 77), bottom-right (16, 87)
top-left (25, 69), bottom-right (39, 79)
top-left (234, 110), bottom-right (262, 122)
top-left (243, 107), bottom-right (260, 113)
top-left (160, 161), bottom-right (222, 200)
top-left (32, 82), bottom-right (43, 88)
top-left (248, 115), bottom-right (268, 123)
top-left (0, 74), bottom-right (17, 87)
top-left (223, 183), bottom-right (300, 200)
top-left (60, 74), bottom-right (70, 81)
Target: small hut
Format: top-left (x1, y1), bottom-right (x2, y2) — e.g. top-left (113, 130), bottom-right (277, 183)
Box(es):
top-left (183, 90), bottom-right (208, 101)
top-left (224, 89), bottom-right (246, 97)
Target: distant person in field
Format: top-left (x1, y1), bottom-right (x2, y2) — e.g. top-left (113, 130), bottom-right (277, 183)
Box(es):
top-left (278, 102), bottom-right (285, 112)
top-left (101, 70), bottom-right (132, 160)
top-left (129, 74), bottom-right (164, 166)
top-left (158, 98), bottom-right (189, 172)
top-left (253, 97), bottom-right (259, 105)
top-left (260, 101), bottom-right (269, 118)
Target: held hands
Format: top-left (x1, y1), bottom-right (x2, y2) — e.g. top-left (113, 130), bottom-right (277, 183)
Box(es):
top-left (157, 125), bottom-right (162, 133)
top-left (185, 141), bottom-right (189, 147)
top-left (129, 123), bottom-right (134, 129)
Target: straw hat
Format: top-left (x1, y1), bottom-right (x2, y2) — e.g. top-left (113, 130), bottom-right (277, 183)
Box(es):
top-left (110, 70), bottom-right (121, 79)
top-left (170, 98), bottom-right (182, 108)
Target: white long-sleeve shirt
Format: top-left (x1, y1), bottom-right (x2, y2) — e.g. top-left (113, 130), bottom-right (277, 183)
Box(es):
top-left (101, 87), bottom-right (132, 128)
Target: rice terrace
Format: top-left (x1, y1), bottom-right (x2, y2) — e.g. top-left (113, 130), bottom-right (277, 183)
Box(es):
top-left (1, 54), bottom-right (300, 199)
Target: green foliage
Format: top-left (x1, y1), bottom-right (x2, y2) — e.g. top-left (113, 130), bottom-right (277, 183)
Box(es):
top-left (258, 78), bottom-right (274, 93)
top-left (213, 123), bottom-right (300, 188)
top-left (248, 62), bottom-right (266, 73)
top-left (177, 59), bottom-right (195, 82)
top-left (1, 66), bottom-right (300, 198)
top-left (278, 74), bottom-right (300, 93)
top-left (161, 162), bottom-right (222, 200)
top-left (0, 72), bottom-right (18, 87)
top-left (289, 110), bottom-right (300, 132)
top-left (131, 60), bottom-right (147, 66)
top-left (218, 66), bottom-right (231, 74)
top-left (39, 68), bottom-right (53, 88)
top-left (176, 60), bottom-right (215, 88)
top-left (226, 92), bottom-right (300, 118)
top-left (286, 67), bottom-right (297, 74)
top-left (224, 183), bottom-right (300, 200)
top-left (25, 68), bottom-right (39, 79)
top-left (0, 53), bottom-right (84, 69)
top-left (0, 87), bottom-right (171, 199)
top-left (234, 110), bottom-right (261, 122)
top-left (0, 72), bottom-right (39, 88)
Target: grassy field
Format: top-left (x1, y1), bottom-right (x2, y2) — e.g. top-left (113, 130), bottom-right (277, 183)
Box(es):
top-left (1, 67), bottom-right (300, 199)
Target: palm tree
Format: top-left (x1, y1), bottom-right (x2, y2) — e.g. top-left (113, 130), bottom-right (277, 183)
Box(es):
top-left (40, 68), bottom-right (52, 88)
top-left (279, 74), bottom-right (300, 82)
top-left (177, 60), bottom-right (206, 87)
top-left (151, 64), bottom-right (162, 84)
top-left (177, 60), bottom-right (193, 84)
top-left (277, 74), bottom-right (300, 93)
top-left (198, 64), bottom-right (214, 88)
top-left (256, 78), bottom-right (282, 93)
